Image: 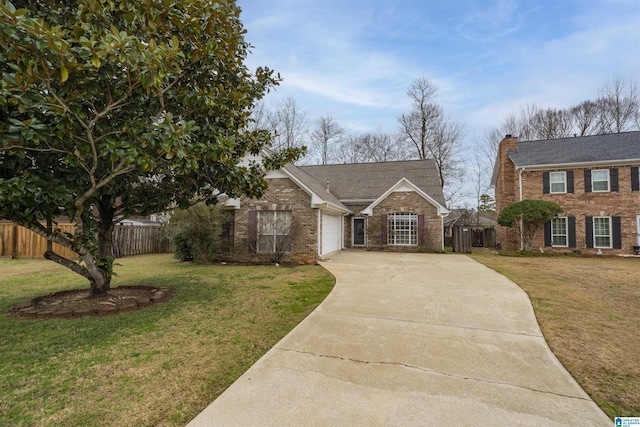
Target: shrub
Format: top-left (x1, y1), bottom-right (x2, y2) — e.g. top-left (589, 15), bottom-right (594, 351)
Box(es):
top-left (169, 203), bottom-right (229, 263)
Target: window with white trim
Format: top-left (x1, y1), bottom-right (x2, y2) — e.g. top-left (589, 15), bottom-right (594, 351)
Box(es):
top-left (549, 172), bottom-right (566, 193)
top-left (593, 216), bottom-right (611, 248)
top-left (257, 210), bottom-right (292, 253)
top-left (388, 212), bottom-right (417, 246)
top-left (551, 217), bottom-right (568, 247)
top-left (592, 169), bottom-right (610, 192)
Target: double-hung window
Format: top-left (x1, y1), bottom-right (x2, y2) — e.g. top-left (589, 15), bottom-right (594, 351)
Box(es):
top-left (591, 170), bottom-right (610, 192)
top-left (549, 172), bottom-right (566, 193)
top-left (388, 213), bottom-right (417, 246)
top-left (593, 217), bottom-right (611, 248)
top-left (257, 210), bottom-right (292, 253)
top-left (551, 217), bottom-right (568, 247)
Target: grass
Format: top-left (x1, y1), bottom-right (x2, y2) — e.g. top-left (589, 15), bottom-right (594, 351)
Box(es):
top-left (469, 249), bottom-right (640, 419)
top-left (0, 254), bottom-right (335, 427)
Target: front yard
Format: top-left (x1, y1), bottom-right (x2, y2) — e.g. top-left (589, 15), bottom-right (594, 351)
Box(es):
top-left (470, 250), bottom-right (639, 419)
top-left (0, 254), bottom-right (334, 427)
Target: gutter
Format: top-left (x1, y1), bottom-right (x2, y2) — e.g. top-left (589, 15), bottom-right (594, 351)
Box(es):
top-left (515, 158), bottom-right (640, 171)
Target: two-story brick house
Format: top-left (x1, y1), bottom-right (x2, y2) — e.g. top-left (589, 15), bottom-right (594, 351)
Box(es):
top-left (492, 131), bottom-right (640, 254)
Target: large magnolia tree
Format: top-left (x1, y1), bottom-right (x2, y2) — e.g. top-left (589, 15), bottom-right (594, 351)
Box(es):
top-left (0, 0), bottom-right (302, 295)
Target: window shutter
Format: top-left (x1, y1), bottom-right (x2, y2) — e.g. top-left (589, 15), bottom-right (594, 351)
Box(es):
top-left (418, 214), bottom-right (425, 247)
top-left (612, 216), bottom-right (622, 249)
top-left (632, 167), bottom-right (639, 191)
top-left (248, 210), bottom-right (257, 254)
top-left (585, 216), bottom-right (593, 248)
top-left (584, 170), bottom-right (592, 193)
top-left (544, 221), bottom-right (551, 247)
top-left (381, 214), bottom-right (387, 246)
top-left (542, 172), bottom-right (550, 194)
top-left (566, 171), bottom-right (574, 193)
top-left (610, 168), bottom-right (619, 192)
top-left (568, 216), bottom-right (576, 248)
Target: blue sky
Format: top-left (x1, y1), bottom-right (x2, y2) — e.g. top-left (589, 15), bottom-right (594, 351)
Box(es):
top-left (237, 0), bottom-right (640, 144)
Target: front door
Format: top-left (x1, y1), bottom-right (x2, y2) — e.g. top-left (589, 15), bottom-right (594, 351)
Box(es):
top-left (353, 217), bottom-right (365, 246)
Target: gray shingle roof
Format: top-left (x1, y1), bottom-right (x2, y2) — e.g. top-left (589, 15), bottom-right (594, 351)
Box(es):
top-left (299, 159), bottom-right (446, 206)
top-left (282, 164), bottom-right (350, 212)
top-left (509, 131), bottom-right (640, 167)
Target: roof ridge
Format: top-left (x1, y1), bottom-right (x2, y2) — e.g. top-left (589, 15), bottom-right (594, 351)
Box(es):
top-left (517, 130), bottom-right (640, 144)
top-left (299, 159), bottom-right (435, 169)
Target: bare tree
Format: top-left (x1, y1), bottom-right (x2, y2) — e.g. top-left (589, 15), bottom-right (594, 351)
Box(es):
top-left (398, 77), bottom-right (465, 203)
top-left (530, 107), bottom-right (574, 140)
top-left (267, 96), bottom-right (309, 151)
top-left (247, 100), bottom-right (269, 131)
top-left (595, 75), bottom-right (639, 133)
top-left (398, 77), bottom-right (443, 160)
top-left (336, 130), bottom-right (410, 164)
top-left (570, 100), bottom-right (599, 136)
top-left (310, 114), bottom-right (345, 165)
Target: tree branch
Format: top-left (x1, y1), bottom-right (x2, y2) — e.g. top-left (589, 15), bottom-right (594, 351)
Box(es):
top-left (44, 250), bottom-right (92, 281)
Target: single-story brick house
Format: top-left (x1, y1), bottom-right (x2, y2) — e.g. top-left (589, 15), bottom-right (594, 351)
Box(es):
top-left (223, 157), bottom-right (450, 263)
top-left (492, 131), bottom-right (640, 254)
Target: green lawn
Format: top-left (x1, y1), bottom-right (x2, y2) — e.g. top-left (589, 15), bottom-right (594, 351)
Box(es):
top-left (0, 254), bottom-right (334, 427)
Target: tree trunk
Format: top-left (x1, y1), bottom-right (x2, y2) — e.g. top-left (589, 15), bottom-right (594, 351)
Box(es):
top-left (84, 195), bottom-right (117, 297)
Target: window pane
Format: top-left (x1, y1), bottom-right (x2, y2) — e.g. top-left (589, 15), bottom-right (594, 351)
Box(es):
top-left (258, 235), bottom-right (274, 252)
top-left (550, 172), bottom-right (566, 193)
top-left (593, 217), bottom-right (611, 248)
top-left (388, 213), bottom-right (417, 245)
top-left (551, 217), bottom-right (567, 246)
top-left (257, 210), bottom-right (292, 253)
top-left (592, 170), bottom-right (609, 191)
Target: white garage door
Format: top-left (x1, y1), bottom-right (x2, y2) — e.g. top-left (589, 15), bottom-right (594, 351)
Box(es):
top-left (321, 212), bottom-right (342, 256)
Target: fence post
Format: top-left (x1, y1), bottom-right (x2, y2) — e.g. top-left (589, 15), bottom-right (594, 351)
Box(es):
top-left (11, 223), bottom-right (18, 259)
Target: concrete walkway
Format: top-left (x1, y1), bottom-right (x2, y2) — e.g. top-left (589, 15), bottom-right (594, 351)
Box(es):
top-left (188, 251), bottom-right (610, 426)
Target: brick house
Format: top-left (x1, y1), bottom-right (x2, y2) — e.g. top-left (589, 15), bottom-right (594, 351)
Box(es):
top-left (492, 131), bottom-right (640, 254)
top-left (224, 157), bottom-right (449, 263)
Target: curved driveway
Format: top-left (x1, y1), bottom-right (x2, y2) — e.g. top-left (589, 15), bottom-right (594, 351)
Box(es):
top-left (188, 251), bottom-right (610, 426)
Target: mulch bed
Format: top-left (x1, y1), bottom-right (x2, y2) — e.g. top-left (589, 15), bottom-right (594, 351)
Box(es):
top-left (8, 286), bottom-right (175, 320)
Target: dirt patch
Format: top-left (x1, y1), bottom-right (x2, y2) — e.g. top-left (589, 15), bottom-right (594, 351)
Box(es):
top-left (9, 286), bottom-right (175, 320)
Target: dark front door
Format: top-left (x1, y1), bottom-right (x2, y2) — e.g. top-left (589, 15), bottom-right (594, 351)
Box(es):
top-left (353, 218), bottom-right (365, 246)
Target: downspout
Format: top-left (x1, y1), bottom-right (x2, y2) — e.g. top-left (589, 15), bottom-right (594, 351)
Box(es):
top-left (341, 213), bottom-right (347, 250)
top-left (317, 209), bottom-right (321, 258)
top-left (519, 167), bottom-right (525, 250)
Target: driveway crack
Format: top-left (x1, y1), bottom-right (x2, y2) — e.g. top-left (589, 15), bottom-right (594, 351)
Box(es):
top-left (275, 347), bottom-right (591, 402)
top-left (317, 310), bottom-right (543, 338)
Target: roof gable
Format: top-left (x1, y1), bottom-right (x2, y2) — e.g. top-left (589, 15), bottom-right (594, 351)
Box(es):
top-left (278, 164), bottom-right (350, 213)
top-left (361, 178), bottom-right (449, 216)
top-left (510, 131), bottom-right (640, 168)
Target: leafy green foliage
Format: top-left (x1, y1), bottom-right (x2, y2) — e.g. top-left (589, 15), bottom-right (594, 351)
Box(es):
top-left (169, 203), bottom-right (228, 263)
top-left (498, 199), bottom-right (562, 251)
top-left (0, 0), bottom-right (303, 294)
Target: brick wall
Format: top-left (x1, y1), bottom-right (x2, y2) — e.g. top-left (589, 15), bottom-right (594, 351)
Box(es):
top-left (369, 191), bottom-right (443, 250)
top-left (521, 166), bottom-right (640, 254)
top-left (230, 178), bottom-right (318, 263)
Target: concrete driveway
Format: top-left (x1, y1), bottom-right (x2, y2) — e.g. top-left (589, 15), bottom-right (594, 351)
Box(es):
top-left (187, 251), bottom-right (610, 426)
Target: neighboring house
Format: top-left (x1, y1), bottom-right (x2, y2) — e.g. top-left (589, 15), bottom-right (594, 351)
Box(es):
top-left (223, 158), bottom-right (450, 263)
top-left (492, 131), bottom-right (640, 254)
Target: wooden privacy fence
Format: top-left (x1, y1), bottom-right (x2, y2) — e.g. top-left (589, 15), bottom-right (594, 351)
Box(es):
top-left (112, 224), bottom-right (172, 258)
top-left (452, 226), bottom-right (472, 253)
top-left (0, 222), bottom-right (172, 259)
top-left (0, 222), bottom-right (78, 259)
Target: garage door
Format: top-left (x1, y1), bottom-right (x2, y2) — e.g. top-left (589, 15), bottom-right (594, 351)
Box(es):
top-left (321, 212), bottom-right (342, 256)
